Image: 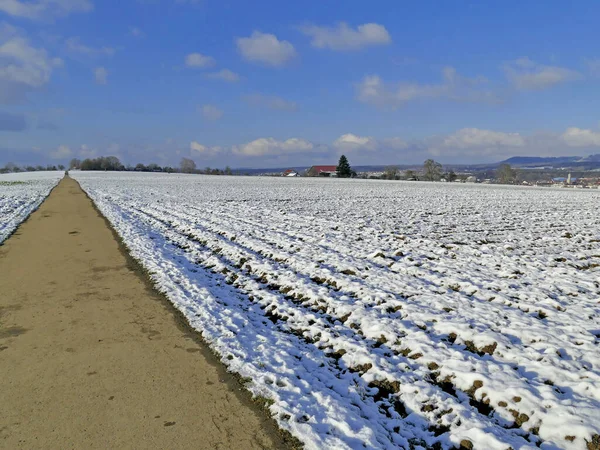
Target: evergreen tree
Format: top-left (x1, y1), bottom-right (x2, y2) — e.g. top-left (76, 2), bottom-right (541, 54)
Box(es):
top-left (336, 155), bottom-right (352, 178)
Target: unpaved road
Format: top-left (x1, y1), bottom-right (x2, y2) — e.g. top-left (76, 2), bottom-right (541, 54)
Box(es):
top-left (0, 177), bottom-right (288, 449)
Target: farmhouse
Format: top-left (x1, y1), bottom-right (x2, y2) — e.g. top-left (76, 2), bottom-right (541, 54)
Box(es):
top-left (283, 169), bottom-right (298, 177)
top-left (306, 165), bottom-right (337, 177)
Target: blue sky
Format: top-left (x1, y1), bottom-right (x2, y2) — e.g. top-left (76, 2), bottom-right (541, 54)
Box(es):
top-left (1, 0), bottom-right (600, 168)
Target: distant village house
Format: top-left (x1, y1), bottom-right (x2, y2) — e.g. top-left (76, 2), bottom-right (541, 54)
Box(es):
top-left (306, 165), bottom-right (337, 177)
top-left (283, 169), bottom-right (298, 177)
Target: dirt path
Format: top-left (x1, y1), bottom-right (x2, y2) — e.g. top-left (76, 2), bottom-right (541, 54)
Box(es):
top-left (0, 177), bottom-right (288, 450)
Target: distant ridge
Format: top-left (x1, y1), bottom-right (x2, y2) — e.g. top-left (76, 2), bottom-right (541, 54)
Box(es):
top-left (500, 156), bottom-right (579, 165)
top-left (237, 154), bottom-right (600, 174)
top-left (499, 154), bottom-right (600, 168)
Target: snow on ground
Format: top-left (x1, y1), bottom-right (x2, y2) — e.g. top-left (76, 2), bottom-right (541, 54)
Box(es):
top-left (72, 171), bottom-right (600, 450)
top-left (0, 171), bottom-right (64, 244)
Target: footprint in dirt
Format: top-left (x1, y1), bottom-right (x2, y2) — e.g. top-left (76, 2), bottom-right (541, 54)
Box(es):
top-left (0, 326), bottom-right (27, 339)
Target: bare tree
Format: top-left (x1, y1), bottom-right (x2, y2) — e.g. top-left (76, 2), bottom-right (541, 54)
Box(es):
top-left (423, 159), bottom-right (442, 181)
top-left (496, 163), bottom-right (517, 184)
top-left (69, 158), bottom-right (81, 169)
top-left (4, 162), bottom-right (18, 173)
top-left (383, 165), bottom-right (399, 180)
top-left (180, 157), bottom-right (196, 174)
top-left (445, 170), bottom-right (457, 182)
top-left (101, 156), bottom-right (122, 171)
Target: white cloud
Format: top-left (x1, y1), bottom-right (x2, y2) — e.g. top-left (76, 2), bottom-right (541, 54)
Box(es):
top-left (190, 141), bottom-right (207, 152)
top-left (242, 93), bottom-right (297, 111)
top-left (0, 37), bottom-right (60, 87)
top-left (427, 127), bottom-right (600, 160)
top-left (504, 57), bottom-right (580, 90)
top-left (200, 104), bottom-right (223, 120)
top-left (443, 128), bottom-right (525, 149)
top-left (236, 31), bottom-right (296, 67)
top-left (190, 141), bottom-right (222, 156)
top-left (333, 133), bottom-right (408, 152)
top-left (424, 128), bottom-right (556, 160)
top-left (561, 127), bottom-right (600, 147)
top-left (0, 27), bottom-right (63, 103)
top-left (358, 74), bottom-right (443, 104)
top-left (51, 143), bottom-right (116, 160)
top-left (0, 0), bottom-right (93, 20)
top-left (206, 68), bottom-right (240, 82)
top-left (50, 144), bottom-right (73, 159)
top-left (357, 67), bottom-right (499, 108)
top-left (233, 137), bottom-right (314, 156)
top-left (185, 52), bottom-right (215, 68)
top-left (333, 133), bottom-right (378, 152)
top-left (94, 66), bottom-right (107, 85)
top-left (66, 37), bottom-right (115, 56)
top-left (301, 22), bottom-right (391, 51)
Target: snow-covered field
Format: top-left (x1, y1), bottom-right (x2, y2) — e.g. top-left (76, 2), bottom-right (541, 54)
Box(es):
top-left (72, 172), bottom-right (600, 450)
top-left (0, 171), bottom-right (64, 244)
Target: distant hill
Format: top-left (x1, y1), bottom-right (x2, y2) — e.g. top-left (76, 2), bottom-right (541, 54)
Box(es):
top-left (501, 156), bottom-right (579, 165)
top-left (498, 154), bottom-right (600, 169)
top-left (578, 154), bottom-right (600, 162)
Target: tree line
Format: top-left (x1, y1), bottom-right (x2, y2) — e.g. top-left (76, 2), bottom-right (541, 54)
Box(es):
top-left (1, 162), bottom-right (65, 174)
top-left (2, 154), bottom-right (518, 184)
top-left (67, 156), bottom-right (233, 175)
top-left (1, 156), bottom-right (236, 176)
top-left (335, 155), bottom-right (518, 184)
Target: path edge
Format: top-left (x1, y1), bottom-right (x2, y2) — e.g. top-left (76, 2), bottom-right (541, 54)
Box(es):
top-left (69, 175), bottom-right (303, 450)
top-left (0, 174), bottom-right (65, 247)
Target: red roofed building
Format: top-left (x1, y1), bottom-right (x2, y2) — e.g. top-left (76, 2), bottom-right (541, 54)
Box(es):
top-left (283, 169), bottom-right (298, 177)
top-left (306, 165), bottom-right (337, 177)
